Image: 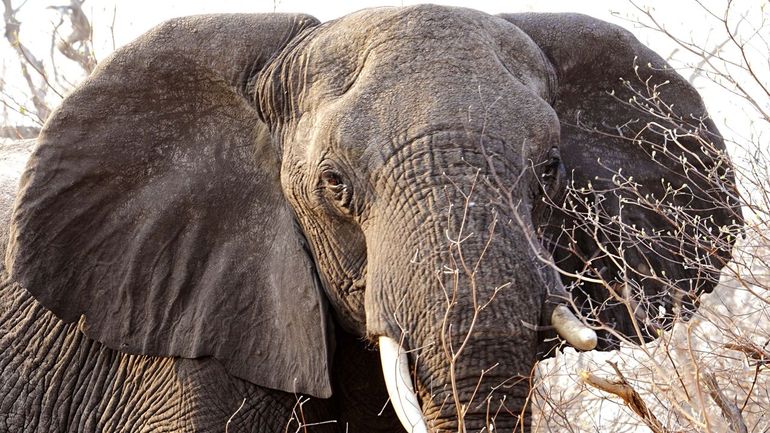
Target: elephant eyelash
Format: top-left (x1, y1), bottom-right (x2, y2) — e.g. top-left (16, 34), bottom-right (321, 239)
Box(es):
top-left (541, 146), bottom-right (562, 181)
top-left (320, 170), bottom-right (344, 187)
top-left (330, 184), bottom-right (354, 211)
top-left (317, 169), bottom-right (354, 213)
top-left (541, 161), bottom-right (559, 181)
top-left (532, 148), bottom-right (564, 205)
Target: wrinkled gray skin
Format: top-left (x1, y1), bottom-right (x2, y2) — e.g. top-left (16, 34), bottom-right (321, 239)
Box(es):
top-left (0, 6), bottom-right (739, 433)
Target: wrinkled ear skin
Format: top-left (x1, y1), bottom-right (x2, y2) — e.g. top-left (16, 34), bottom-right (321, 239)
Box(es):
top-left (500, 13), bottom-right (742, 349)
top-left (5, 14), bottom-right (335, 398)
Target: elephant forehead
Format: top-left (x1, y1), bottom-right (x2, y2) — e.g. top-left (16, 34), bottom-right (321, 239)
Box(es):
top-left (291, 6), bottom-right (558, 161)
top-left (302, 5), bottom-right (553, 107)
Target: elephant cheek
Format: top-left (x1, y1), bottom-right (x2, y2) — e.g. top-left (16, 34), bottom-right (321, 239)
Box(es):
top-left (361, 254), bottom-right (428, 342)
top-left (315, 272), bottom-right (367, 336)
top-left (362, 274), bottom-right (396, 339)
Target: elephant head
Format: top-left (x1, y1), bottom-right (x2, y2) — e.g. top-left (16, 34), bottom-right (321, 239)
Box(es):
top-left (4, 6), bottom-right (740, 432)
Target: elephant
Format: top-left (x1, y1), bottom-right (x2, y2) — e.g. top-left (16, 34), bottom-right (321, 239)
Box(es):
top-left (0, 6), bottom-right (741, 433)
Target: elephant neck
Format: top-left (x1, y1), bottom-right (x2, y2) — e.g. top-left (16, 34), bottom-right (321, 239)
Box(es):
top-left (0, 279), bottom-right (201, 430)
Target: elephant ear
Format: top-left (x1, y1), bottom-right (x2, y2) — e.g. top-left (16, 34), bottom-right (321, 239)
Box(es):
top-left (5, 14), bottom-right (334, 397)
top-left (500, 13), bottom-right (742, 347)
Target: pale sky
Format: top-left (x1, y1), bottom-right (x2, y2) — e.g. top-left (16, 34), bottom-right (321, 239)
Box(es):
top-left (1, 0), bottom-right (766, 154)
top-left (96, 1), bottom-right (694, 54)
top-left (6, 1), bottom-right (698, 68)
top-left (100, 1), bottom-right (631, 42)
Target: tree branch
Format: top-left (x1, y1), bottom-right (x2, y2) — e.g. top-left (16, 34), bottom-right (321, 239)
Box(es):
top-left (581, 362), bottom-right (671, 433)
top-left (701, 372), bottom-right (748, 433)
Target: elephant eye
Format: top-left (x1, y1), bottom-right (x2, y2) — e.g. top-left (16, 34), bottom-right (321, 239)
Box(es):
top-left (318, 169), bottom-right (353, 212)
top-left (542, 146), bottom-right (562, 181)
top-left (320, 170), bottom-right (344, 187)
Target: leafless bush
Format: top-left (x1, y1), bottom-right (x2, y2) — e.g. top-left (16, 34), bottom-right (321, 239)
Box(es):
top-left (1, 0), bottom-right (105, 136)
top-left (531, 1), bottom-right (769, 432)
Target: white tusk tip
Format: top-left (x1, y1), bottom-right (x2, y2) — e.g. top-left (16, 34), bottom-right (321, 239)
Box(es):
top-left (551, 305), bottom-right (598, 351)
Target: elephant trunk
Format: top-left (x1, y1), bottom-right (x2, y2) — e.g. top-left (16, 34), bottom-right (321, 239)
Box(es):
top-left (379, 310), bottom-right (595, 432)
top-left (366, 137), bottom-right (594, 431)
top-left (379, 334), bottom-right (533, 432)
top-left (365, 188), bottom-right (536, 428)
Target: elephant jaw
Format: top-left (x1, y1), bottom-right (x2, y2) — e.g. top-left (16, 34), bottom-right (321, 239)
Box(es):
top-left (378, 336), bottom-right (429, 433)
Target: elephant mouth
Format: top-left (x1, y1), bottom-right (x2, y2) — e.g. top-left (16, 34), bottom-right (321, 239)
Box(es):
top-left (378, 304), bottom-right (596, 432)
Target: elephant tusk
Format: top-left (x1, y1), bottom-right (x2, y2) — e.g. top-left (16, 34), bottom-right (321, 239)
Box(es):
top-left (551, 305), bottom-right (598, 351)
top-left (378, 336), bottom-right (429, 433)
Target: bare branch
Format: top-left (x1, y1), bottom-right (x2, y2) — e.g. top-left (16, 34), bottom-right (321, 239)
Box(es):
top-left (581, 362), bottom-right (671, 433)
top-left (48, 0), bottom-right (96, 73)
top-left (2, 0), bottom-right (51, 121)
top-left (701, 372), bottom-right (748, 433)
